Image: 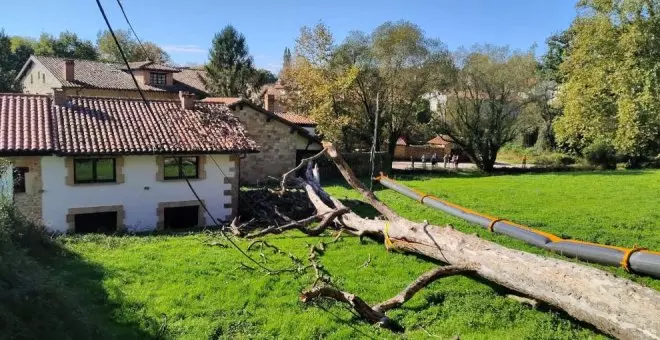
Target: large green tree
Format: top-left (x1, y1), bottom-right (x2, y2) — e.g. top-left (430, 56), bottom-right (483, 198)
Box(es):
top-left (435, 45), bottom-right (538, 172)
top-left (0, 31), bottom-right (18, 92)
top-left (97, 29), bottom-right (169, 63)
top-left (556, 0), bottom-right (660, 162)
top-left (33, 32), bottom-right (97, 60)
top-left (201, 25), bottom-right (262, 98)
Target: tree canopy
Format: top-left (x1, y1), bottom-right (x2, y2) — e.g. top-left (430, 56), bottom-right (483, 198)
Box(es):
top-left (282, 21), bottom-right (453, 153)
top-left (33, 32), bottom-right (98, 60)
top-left (97, 29), bottom-right (169, 63)
top-left (556, 0), bottom-right (660, 162)
top-left (435, 45), bottom-right (538, 172)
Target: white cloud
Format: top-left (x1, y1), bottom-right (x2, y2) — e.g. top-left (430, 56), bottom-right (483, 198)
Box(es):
top-left (162, 44), bottom-right (206, 53)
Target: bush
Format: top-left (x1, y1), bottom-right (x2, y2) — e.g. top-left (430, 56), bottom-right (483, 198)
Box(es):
top-left (0, 202), bottom-right (99, 339)
top-left (583, 140), bottom-right (617, 169)
top-left (534, 152), bottom-right (577, 168)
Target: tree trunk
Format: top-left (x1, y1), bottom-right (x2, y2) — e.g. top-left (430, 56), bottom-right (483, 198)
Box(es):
top-left (303, 143), bottom-right (660, 340)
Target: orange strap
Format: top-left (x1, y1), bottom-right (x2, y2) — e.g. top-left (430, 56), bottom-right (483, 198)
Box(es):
top-left (621, 246), bottom-right (647, 272)
top-left (488, 219), bottom-right (503, 232)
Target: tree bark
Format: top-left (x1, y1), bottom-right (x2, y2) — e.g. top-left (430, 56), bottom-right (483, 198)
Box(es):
top-left (304, 142), bottom-right (660, 340)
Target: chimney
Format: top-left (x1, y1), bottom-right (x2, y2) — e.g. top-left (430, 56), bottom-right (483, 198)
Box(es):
top-left (265, 94), bottom-right (275, 111)
top-left (52, 88), bottom-right (68, 106)
top-left (179, 91), bottom-right (195, 110)
top-left (63, 59), bottom-right (74, 82)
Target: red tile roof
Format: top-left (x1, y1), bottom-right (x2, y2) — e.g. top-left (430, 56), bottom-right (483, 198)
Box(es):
top-left (0, 94), bottom-right (55, 154)
top-left (427, 135), bottom-right (452, 146)
top-left (276, 112), bottom-right (316, 126)
top-left (0, 94), bottom-right (258, 155)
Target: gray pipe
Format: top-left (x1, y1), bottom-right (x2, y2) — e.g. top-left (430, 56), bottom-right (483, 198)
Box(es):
top-left (377, 177), bottom-right (660, 278)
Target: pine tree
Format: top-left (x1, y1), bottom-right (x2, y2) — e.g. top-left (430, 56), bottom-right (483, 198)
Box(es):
top-left (282, 47), bottom-right (292, 69)
top-left (201, 25), bottom-right (255, 97)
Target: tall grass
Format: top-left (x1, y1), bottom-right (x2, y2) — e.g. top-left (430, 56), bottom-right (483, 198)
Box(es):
top-left (0, 202), bottom-right (100, 339)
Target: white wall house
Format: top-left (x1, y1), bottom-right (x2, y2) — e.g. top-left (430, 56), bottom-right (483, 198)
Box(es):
top-left (0, 93), bottom-right (257, 233)
top-left (40, 155), bottom-right (235, 233)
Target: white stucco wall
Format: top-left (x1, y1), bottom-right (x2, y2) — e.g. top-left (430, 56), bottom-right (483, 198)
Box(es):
top-left (40, 155), bottom-right (234, 233)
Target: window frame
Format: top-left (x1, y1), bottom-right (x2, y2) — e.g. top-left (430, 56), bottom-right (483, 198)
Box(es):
top-left (13, 167), bottom-right (28, 193)
top-left (150, 72), bottom-right (167, 87)
top-left (163, 156), bottom-right (199, 180)
top-left (73, 158), bottom-right (117, 184)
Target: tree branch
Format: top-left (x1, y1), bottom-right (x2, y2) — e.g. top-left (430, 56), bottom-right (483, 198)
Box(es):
top-left (373, 264), bottom-right (476, 313)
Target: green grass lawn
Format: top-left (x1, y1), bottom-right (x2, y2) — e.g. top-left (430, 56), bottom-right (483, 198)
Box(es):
top-left (48, 170), bottom-right (660, 339)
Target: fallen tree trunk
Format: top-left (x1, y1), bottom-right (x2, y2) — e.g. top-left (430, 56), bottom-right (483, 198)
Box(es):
top-left (301, 142), bottom-right (660, 340)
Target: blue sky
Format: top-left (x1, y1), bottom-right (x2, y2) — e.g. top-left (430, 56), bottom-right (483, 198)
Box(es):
top-left (0, 0), bottom-right (577, 72)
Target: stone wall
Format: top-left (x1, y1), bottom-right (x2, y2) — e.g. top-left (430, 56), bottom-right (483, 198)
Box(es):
top-left (233, 106), bottom-right (321, 184)
top-left (7, 157), bottom-right (43, 224)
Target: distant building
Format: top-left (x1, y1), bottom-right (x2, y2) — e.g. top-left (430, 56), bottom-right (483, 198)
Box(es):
top-left (16, 55), bottom-right (208, 100)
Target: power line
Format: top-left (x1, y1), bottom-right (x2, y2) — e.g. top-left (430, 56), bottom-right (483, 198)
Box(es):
top-left (94, 0), bottom-right (273, 273)
top-left (115, 0), bottom-right (151, 60)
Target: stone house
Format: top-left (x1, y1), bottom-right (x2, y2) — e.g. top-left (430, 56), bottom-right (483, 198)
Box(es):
top-left (16, 55), bottom-right (208, 100)
top-left (225, 100), bottom-right (322, 184)
top-left (0, 92), bottom-right (258, 233)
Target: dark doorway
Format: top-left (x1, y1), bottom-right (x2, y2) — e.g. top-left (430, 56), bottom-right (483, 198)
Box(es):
top-left (164, 205), bottom-right (199, 229)
top-left (74, 212), bottom-right (117, 233)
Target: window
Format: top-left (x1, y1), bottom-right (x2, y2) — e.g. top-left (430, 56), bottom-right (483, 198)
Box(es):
top-left (30, 74), bottom-right (33, 84)
top-left (163, 205), bottom-right (199, 229)
top-left (74, 158), bottom-right (116, 184)
top-left (163, 156), bottom-right (198, 180)
top-left (150, 72), bottom-right (167, 86)
top-left (13, 167), bottom-right (28, 193)
top-left (74, 212), bottom-right (117, 233)
top-left (42, 73), bottom-right (45, 83)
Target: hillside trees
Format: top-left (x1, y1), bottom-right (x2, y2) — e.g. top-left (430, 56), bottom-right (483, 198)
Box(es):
top-left (557, 0), bottom-right (660, 163)
top-left (435, 45), bottom-right (538, 172)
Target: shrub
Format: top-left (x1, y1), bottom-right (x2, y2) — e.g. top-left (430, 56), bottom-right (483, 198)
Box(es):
top-left (583, 140), bottom-right (617, 169)
top-left (0, 202), bottom-right (99, 339)
top-left (534, 153), bottom-right (577, 168)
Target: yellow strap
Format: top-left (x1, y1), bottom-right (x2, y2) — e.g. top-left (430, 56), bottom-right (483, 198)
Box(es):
top-left (383, 222), bottom-right (395, 251)
top-left (621, 245), bottom-right (647, 272)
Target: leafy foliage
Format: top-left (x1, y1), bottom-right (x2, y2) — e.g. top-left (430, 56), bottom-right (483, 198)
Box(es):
top-left (282, 21), bottom-right (452, 153)
top-left (97, 29), bottom-right (169, 63)
top-left (435, 45), bottom-right (538, 172)
top-left (34, 31), bottom-right (98, 60)
top-left (583, 139), bottom-right (617, 169)
top-left (0, 30), bottom-right (26, 92)
top-left (556, 0), bottom-right (660, 159)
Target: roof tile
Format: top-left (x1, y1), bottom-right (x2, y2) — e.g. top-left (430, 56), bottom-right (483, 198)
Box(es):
top-left (0, 94), bottom-right (258, 155)
top-left (0, 94), bottom-right (54, 153)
